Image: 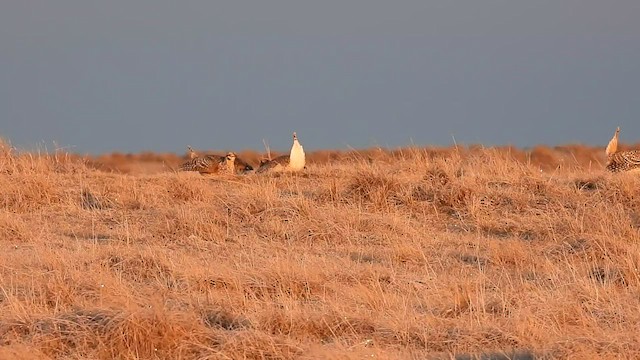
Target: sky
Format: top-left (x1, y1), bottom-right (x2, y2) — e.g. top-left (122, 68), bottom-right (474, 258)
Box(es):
top-left (1, 1), bottom-right (639, 154)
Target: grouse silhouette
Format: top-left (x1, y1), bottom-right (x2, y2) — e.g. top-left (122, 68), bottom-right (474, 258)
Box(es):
top-left (257, 132), bottom-right (306, 173)
top-left (179, 147), bottom-right (253, 175)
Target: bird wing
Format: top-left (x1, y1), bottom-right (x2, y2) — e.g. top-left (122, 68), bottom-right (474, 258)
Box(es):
top-left (179, 154), bottom-right (224, 173)
top-left (607, 150), bottom-right (640, 172)
top-left (620, 150), bottom-right (640, 170)
top-left (257, 155), bottom-right (290, 173)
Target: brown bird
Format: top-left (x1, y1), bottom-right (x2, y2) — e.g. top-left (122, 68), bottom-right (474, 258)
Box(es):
top-left (605, 127), bottom-right (640, 173)
top-left (257, 132), bottom-right (306, 173)
top-left (179, 149), bottom-right (253, 175)
top-left (186, 145), bottom-right (198, 159)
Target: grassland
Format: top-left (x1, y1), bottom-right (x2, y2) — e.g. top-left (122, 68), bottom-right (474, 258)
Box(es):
top-left (1, 139), bottom-right (640, 359)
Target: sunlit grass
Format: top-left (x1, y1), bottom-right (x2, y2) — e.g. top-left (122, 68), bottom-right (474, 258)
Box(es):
top-left (1, 142), bottom-right (639, 359)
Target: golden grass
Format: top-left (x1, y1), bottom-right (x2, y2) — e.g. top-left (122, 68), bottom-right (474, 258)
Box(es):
top-left (1, 138), bottom-right (640, 359)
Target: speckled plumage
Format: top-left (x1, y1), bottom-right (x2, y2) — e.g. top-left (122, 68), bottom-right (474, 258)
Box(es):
top-left (605, 127), bottom-right (640, 173)
top-left (180, 150), bottom-right (253, 175)
top-left (607, 150), bottom-right (640, 172)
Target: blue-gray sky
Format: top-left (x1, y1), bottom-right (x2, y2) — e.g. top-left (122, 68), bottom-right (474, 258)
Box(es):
top-left (1, 1), bottom-right (639, 154)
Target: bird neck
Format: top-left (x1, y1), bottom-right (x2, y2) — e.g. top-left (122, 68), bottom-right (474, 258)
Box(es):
top-left (226, 160), bottom-right (235, 173)
top-left (606, 135), bottom-right (618, 157)
top-left (289, 140), bottom-right (306, 170)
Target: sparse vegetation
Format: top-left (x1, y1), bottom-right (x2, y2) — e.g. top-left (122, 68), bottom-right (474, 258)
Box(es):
top-left (1, 138), bottom-right (640, 359)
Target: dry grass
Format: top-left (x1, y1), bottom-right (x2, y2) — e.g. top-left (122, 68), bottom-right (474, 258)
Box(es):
top-left (1, 137), bottom-right (640, 359)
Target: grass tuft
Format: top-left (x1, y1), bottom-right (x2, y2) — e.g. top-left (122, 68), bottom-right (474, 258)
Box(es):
top-left (1, 142), bottom-right (640, 358)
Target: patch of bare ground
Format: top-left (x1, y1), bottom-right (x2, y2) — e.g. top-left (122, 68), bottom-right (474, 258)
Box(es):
top-left (1, 140), bottom-right (640, 358)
